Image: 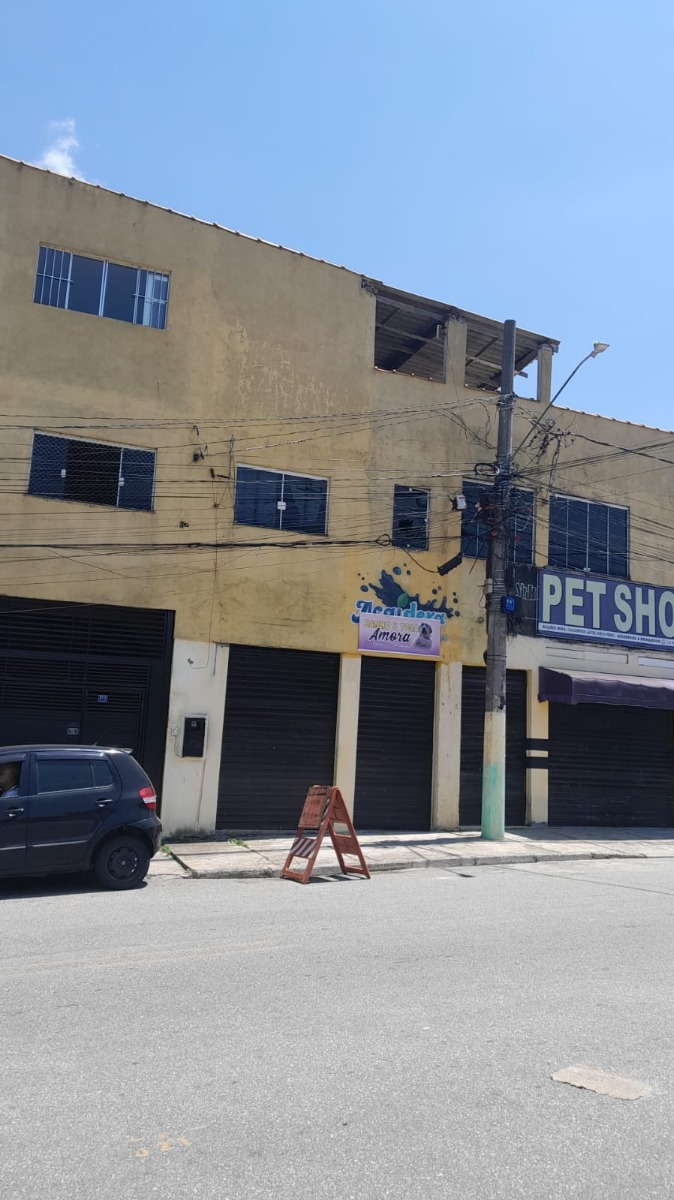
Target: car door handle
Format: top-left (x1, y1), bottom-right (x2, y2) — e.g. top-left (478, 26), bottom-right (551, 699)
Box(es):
top-left (95, 798), bottom-right (114, 808)
top-left (6, 807), bottom-right (24, 817)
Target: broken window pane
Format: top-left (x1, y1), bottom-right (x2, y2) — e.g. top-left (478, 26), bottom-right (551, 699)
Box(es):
top-left (392, 486), bottom-right (429, 550)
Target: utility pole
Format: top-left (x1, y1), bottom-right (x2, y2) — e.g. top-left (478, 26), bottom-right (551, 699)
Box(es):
top-left (481, 319), bottom-right (516, 840)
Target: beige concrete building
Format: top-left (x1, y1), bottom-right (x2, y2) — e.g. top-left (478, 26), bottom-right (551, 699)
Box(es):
top-left (1, 154), bottom-right (673, 834)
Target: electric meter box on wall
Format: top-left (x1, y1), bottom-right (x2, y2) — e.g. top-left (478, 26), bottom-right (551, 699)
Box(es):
top-left (180, 716), bottom-right (207, 758)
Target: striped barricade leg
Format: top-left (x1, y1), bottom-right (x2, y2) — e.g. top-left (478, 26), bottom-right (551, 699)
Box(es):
top-left (281, 785), bottom-right (371, 883)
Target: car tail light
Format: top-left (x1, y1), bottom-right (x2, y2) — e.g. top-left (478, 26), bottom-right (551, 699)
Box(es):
top-left (139, 786), bottom-right (157, 810)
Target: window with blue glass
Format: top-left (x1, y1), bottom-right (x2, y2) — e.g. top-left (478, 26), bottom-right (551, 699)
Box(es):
top-left (33, 246), bottom-right (169, 329)
top-left (548, 494), bottom-right (628, 577)
top-left (392, 485), bottom-right (429, 550)
top-left (28, 433), bottom-right (155, 512)
top-left (234, 467), bottom-right (328, 536)
top-left (460, 479), bottom-right (534, 564)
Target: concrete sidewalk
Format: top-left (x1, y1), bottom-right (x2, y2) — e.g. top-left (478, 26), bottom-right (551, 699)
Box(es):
top-left (153, 827), bottom-right (674, 880)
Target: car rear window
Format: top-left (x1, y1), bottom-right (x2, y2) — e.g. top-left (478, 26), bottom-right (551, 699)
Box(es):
top-left (91, 759), bottom-right (115, 787)
top-left (37, 759), bottom-right (94, 793)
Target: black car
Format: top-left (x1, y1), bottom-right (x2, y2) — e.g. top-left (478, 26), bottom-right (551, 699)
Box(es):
top-left (0, 745), bottom-right (162, 890)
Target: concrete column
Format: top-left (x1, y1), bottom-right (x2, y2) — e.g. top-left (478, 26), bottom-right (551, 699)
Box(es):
top-left (526, 670), bottom-right (549, 824)
top-left (160, 640), bottom-right (230, 836)
top-left (333, 654), bottom-right (362, 818)
top-left (432, 661), bottom-right (462, 829)
top-left (446, 317), bottom-right (468, 391)
top-left (536, 343), bottom-right (555, 405)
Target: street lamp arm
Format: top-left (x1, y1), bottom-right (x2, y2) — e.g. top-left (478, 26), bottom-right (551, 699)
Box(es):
top-left (547, 350), bottom-right (593, 408)
top-left (512, 344), bottom-right (608, 462)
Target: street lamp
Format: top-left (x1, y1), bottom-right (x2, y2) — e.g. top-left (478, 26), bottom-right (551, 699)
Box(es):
top-left (553, 341), bottom-right (610, 405)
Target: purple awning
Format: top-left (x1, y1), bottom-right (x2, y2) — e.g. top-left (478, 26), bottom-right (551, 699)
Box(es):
top-left (538, 667), bottom-right (674, 710)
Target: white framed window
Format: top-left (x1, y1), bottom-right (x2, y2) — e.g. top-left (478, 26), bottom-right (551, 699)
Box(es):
top-left (548, 494), bottom-right (628, 578)
top-left (234, 466), bottom-right (328, 536)
top-left (28, 432), bottom-right (156, 512)
top-left (33, 246), bottom-right (170, 330)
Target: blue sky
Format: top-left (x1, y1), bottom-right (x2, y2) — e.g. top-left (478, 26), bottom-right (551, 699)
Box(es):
top-left (3, 0), bottom-right (673, 427)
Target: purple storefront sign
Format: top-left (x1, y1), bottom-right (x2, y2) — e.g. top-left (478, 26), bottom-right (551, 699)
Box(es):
top-left (357, 611), bottom-right (441, 657)
top-left (537, 568), bottom-right (674, 652)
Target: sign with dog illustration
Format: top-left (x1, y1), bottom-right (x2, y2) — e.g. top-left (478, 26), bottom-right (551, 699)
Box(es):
top-left (357, 610), bottom-right (441, 657)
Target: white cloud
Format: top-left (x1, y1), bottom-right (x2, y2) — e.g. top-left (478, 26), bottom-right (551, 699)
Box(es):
top-left (36, 119), bottom-right (85, 179)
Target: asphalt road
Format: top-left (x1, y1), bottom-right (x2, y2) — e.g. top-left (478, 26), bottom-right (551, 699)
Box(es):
top-left (1, 859), bottom-right (673, 1199)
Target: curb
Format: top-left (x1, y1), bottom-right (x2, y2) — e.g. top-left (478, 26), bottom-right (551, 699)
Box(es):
top-left (164, 846), bottom-right (655, 880)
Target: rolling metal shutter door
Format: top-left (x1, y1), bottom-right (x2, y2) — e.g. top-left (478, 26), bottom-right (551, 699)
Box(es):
top-left (549, 703), bottom-right (674, 827)
top-left (459, 668), bottom-right (527, 826)
top-left (0, 595), bottom-right (171, 658)
top-left (217, 646), bottom-right (340, 830)
top-left (353, 657), bottom-right (435, 830)
top-left (0, 596), bottom-right (173, 794)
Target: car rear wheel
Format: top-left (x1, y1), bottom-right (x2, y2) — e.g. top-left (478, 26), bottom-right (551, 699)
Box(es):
top-left (94, 835), bottom-right (150, 890)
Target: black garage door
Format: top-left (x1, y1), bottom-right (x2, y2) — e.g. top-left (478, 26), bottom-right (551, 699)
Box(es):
top-left (217, 646), bottom-right (340, 830)
top-left (549, 703), bottom-right (674, 827)
top-left (0, 595), bottom-right (173, 797)
top-left (353, 656), bottom-right (435, 830)
top-left (459, 668), bottom-right (527, 826)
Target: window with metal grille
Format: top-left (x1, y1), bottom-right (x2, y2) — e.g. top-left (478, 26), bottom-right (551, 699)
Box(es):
top-left (392, 485), bottom-right (429, 550)
top-left (28, 433), bottom-right (155, 512)
top-left (548, 494), bottom-right (628, 577)
top-left (33, 246), bottom-right (169, 329)
top-left (234, 466), bottom-right (328, 535)
top-left (460, 479), bottom-right (534, 563)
